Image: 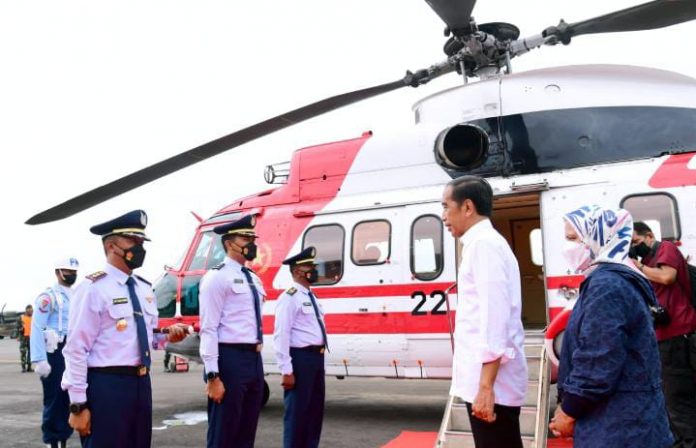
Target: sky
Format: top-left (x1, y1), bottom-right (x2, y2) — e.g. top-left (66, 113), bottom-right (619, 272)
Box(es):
top-left (1, 0), bottom-right (695, 312)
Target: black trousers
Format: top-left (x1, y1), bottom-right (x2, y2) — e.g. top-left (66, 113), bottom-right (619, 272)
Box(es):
top-left (283, 348), bottom-right (325, 448)
top-left (82, 370), bottom-right (152, 448)
top-left (465, 402), bottom-right (523, 448)
top-left (207, 345), bottom-right (264, 448)
top-left (659, 335), bottom-right (696, 448)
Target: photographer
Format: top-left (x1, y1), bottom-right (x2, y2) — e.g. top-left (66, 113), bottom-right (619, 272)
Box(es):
top-left (631, 222), bottom-right (696, 448)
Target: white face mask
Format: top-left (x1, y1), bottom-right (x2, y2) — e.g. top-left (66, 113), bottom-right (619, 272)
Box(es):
top-left (561, 240), bottom-right (592, 273)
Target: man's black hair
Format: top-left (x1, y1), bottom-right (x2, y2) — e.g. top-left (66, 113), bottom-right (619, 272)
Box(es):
top-left (634, 221), bottom-right (654, 237)
top-left (447, 175), bottom-right (493, 217)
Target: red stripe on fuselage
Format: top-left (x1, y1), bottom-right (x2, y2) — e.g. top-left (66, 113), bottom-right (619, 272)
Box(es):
top-left (545, 275), bottom-right (584, 289)
top-left (261, 312), bottom-right (451, 334)
top-left (649, 153), bottom-right (696, 188)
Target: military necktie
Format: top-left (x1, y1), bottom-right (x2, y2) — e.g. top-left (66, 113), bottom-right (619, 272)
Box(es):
top-left (307, 290), bottom-right (328, 350)
top-left (126, 277), bottom-right (151, 368)
top-left (241, 267), bottom-right (263, 343)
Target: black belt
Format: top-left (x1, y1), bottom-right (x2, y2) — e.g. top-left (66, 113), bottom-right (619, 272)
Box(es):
top-left (89, 366), bottom-right (149, 377)
top-left (219, 343), bottom-right (262, 352)
top-left (292, 345), bottom-right (325, 354)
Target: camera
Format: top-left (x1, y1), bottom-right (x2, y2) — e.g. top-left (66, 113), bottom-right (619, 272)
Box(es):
top-left (649, 304), bottom-right (671, 328)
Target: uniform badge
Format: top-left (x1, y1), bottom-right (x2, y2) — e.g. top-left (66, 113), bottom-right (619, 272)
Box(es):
top-left (146, 296), bottom-right (153, 303)
top-left (112, 297), bottom-right (128, 305)
top-left (116, 318), bottom-right (128, 331)
top-left (38, 296), bottom-right (51, 313)
top-left (86, 271), bottom-right (107, 282)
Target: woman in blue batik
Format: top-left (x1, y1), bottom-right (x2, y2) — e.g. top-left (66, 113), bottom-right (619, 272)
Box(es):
top-left (549, 205), bottom-right (673, 447)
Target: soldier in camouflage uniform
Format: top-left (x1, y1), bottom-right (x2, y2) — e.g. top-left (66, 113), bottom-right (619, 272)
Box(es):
top-left (17, 305), bottom-right (33, 372)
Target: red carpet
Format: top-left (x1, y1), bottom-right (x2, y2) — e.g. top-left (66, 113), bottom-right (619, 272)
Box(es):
top-left (380, 431), bottom-right (437, 448)
top-left (380, 431), bottom-right (573, 448)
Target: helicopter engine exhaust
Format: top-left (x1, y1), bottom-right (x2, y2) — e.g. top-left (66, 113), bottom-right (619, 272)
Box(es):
top-left (434, 123), bottom-right (489, 170)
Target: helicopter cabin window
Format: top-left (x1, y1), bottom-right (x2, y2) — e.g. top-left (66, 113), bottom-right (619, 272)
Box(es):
top-left (188, 231), bottom-right (225, 271)
top-left (530, 228), bottom-right (544, 266)
top-left (621, 193), bottom-right (680, 241)
top-left (411, 215), bottom-right (443, 281)
top-left (352, 220), bottom-right (391, 266)
top-left (303, 224), bottom-right (345, 285)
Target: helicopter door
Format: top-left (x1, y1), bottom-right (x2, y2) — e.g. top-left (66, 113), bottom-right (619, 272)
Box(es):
top-left (491, 193), bottom-right (546, 328)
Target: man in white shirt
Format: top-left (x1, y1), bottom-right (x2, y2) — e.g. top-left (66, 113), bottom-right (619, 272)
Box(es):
top-left (441, 175), bottom-right (527, 448)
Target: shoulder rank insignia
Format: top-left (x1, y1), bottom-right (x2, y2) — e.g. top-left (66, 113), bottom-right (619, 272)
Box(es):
top-left (286, 287), bottom-right (297, 296)
top-left (86, 271), bottom-right (107, 282)
top-left (212, 262), bottom-right (225, 270)
top-left (134, 274), bottom-right (152, 286)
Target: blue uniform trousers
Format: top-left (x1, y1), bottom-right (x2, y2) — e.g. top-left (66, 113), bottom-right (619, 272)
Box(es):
top-left (81, 370), bottom-right (152, 448)
top-left (207, 345), bottom-right (264, 448)
top-left (41, 343), bottom-right (73, 444)
top-left (283, 348), bottom-right (325, 448)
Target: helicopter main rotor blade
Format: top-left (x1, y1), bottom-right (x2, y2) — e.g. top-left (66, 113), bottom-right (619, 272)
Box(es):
top-left (26, 79), bottom-right (411, 225)
top-left (568, 0), bottom-right (696, 39)
top-left (425, 0), bottom-right (477, 34)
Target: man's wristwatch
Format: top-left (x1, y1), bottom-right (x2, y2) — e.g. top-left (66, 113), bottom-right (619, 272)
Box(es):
top-left (206, 371), bottom-right (220, 381)
top-left (69, 402), bottom-right (88, 415)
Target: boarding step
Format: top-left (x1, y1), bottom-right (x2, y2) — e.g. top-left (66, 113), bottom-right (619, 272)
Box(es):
top-left (436, 343), bottom-right (551, 448)
top-left (440, 431), bottom-right (535, 448)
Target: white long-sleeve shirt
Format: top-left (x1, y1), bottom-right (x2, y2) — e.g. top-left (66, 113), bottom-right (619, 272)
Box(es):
top-left (273, 282), bottom-right (326, 375)
top-left (450, 219), bottom-right (528, 407)
top-left (61, 263), bottom-right (162, 403)
top-left (198, 257), bottom-right (266, 373)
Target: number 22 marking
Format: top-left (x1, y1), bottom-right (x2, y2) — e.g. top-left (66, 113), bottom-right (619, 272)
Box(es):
top-left (411, 290), bottom-right (448, 315)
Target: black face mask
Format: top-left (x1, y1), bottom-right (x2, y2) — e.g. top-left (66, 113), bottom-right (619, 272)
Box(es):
top-left (630, 242), bottom-right (651, 259)
top-left (61, 273), bottom-right (77, 286)
top-left (304, 268), bottom-right (319, 284)
top-left (241, 242), bottom-right (257, 262)
top-left (118, 244), bottom-right (146, 270)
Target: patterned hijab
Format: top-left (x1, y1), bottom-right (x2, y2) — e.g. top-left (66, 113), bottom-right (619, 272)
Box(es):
top-left (563, 205), bottom-right (640, 273)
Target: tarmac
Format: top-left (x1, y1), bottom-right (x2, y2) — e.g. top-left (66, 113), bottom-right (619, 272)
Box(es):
top-left (0, 338), bottom-right (449, 448)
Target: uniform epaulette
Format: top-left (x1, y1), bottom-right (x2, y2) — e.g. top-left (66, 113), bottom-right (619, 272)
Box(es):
top-left (286, 287), bottom-right (297, 296)
top-left (86, 271), bottom-right (107, 282)
top-left (135, 275), bottom-right (152, 286)
top-left (212, 262), bottom-right (225, 270)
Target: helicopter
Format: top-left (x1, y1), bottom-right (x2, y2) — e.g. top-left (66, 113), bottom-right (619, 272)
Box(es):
top-left (23, 0), bottom-right (696, 421)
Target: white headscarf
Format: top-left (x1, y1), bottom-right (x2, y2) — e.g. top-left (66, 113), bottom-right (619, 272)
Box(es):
top-left (563, 205), bottom-right (641, 274)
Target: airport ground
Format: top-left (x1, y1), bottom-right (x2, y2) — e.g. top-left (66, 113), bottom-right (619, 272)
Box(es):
top-left (0, 338), bottom-right (450, 448)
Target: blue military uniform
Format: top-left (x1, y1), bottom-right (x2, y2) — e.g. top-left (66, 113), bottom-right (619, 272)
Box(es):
top-left (199, 215), bottom-right (266, 448)
top-left (558, 264), bottom-right (673, 447)
top-left (274, 247), bottom-right (328, 448)
top-left (31, 257), bottom-right (79, 448)
top-left (61, 210), bottom-right (164, 448)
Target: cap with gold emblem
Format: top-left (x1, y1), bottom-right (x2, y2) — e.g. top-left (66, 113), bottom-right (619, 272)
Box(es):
top-left (89, 210), bottom-right (150, 241)
top-left (282, 246), bottom-right (316, 266)
top-left (213, 214), bottom-right (258, 238)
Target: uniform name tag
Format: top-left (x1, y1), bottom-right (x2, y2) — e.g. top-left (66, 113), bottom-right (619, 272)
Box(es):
top-left (234, 278), bottom-right (244, 284)
top-left (112, 298), bottom-right (128, 305)
top-left (302, 302), bottom-right (312, 307)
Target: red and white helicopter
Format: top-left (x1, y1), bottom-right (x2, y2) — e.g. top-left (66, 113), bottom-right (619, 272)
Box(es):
top-left (27, 0), bottom-right (696, 398)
